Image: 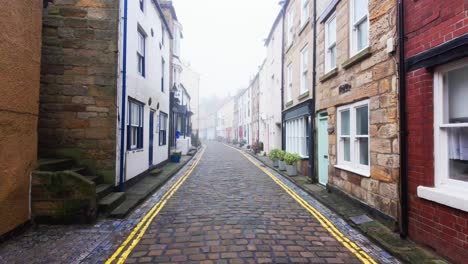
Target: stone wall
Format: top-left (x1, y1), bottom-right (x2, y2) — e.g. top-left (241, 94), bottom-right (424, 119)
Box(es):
top-left (0, 0), bottom-right (42, 236)
top-left (316, 0), bottom-right (399, 219)
top-left (39, 0), bottom-right (119, 184)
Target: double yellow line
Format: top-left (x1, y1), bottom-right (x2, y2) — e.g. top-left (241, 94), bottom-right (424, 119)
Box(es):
top-left (106, 147), bottom-right (206, 264)
top-left (227, 145), bottom-right (377, 264)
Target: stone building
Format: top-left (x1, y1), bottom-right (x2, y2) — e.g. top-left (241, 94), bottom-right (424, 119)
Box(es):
top-left (282, 0), bottom-right (315, 176)
top-left (0, 0), bottom-right (42, 237)
top-left (251, 74), bottom-right (261, 146)
top-left (402, 0), bottom-right (468, 262)
top-left (39, 0), bottom-right (172, 189)
top-left (315, 0), bottom-right (400, 221)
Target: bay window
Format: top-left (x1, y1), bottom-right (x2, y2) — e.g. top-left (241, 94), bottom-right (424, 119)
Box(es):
top-left (286, 117), bottom-right (309, 157)
top-left (350, 0), bottom-right (369, 55)
top-left (325, 14), bottom-right (337, 72)
top-left (300, 46), bottom-right (309, 95)
top-left (128, 100), bottom-right (144, 150)
top-left (337, 100), bottom-right (370, 176)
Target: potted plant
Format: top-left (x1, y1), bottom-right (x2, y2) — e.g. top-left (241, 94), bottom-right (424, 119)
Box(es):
top-left (278, 150), bottom-right (286, 171)
top-left (170, 152), bottom-right (182, 163)
top-left (268, 149), bottom-right (280, 167)
top-left (284, 153), bottom-right (302, 176)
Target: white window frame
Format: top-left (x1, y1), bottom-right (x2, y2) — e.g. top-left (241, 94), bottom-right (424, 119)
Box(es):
top-left (349, 0), bottom-right (369, 56)
top-left (325, 13), bottom-right (337, 72)
top-left (287, 64), bottom-right (293, 103)
top-left (301, 0), bottom-right (310, 27)
top-left (336, 100), bottom-right (370, 176)
top-left (287, 9), bottom-right (294, 48)
top-left (300, 45), bottom-right (309, 95)
top-left (128, 99), bottom-right (144, 150)
top-left (137, 28), bottom-right (146, 77)
top-left (286, 117), bottom-right (308, 158)
top-left (418, 58), bottom-right (468, 212)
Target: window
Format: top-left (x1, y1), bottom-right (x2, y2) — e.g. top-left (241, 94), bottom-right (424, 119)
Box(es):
top-left (161, 25), bottom-right (165, 45)
top-left (161, 59), bottom-right (165, 92)
top-left (139, 0), bottom-right (144, 11)
top-left (287, 64), bottom-right (293, 102)
top-left (301, 0), bottom-right (310, 26)
top-left (325, 14), bottom-right (337, 72)
top-left (286, 117), bottom-right (308, 157)
top-left (128, 100), bottom-right (144, 150)
top-left (137, 29), bottom-right (146, 77)
top-left (159, 112), bottom-right (168, 146)
top-left (300, 46), bottom-right (309, 95)
top-left (287, 9), bottom-right (294, 47)
top-left (350, 0), bottom-right (369, 55)
top-left (337, 100), bottom-right (369, 176)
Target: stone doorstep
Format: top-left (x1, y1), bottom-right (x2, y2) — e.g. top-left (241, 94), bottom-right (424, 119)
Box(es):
top-left (109, 154), bottom-right (195, 218)
top-left (239, 146), bottom-right (449, 264)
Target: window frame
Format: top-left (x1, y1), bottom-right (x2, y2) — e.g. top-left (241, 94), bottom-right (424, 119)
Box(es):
top-left (325, 13), bottom-right (337, 72)
top-left (139, 0), bottom-right (144, 12)
top-left (159, 111), bottom-right (168, 146)
top-left (301, 0), bottom-right (310, 27)
top-left (433, 59), bottom-right (468, 190)
top-left (336, 100), bottom-right (370, 176)
top-left (300, 45), bottom-right (309, 95)
top-left (287, 8), bottom-right (294, 48)
top-left (137, 28), bottom-right (146, 77)
top-left (287, 63), bottom-right (293, 103)
top-left (285, 117), bottom-right (309, 158)
top-left (127, 99), bottom-right (144, 151)
top-left (349, 0), bottom-right (369, 56)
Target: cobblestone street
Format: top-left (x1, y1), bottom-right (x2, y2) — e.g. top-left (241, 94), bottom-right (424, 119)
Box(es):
top-left (0, 143), bottom-right (398, 263)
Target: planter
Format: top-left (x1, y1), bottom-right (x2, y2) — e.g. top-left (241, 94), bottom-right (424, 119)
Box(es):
top-left (286, 164), bottom-right (298, 176)
top-left (278, 160), bottom-right (286, 171)
top-left (272, 160), bottom-right (279, 167)
top-left (170, 155), bottom-right (181, 163)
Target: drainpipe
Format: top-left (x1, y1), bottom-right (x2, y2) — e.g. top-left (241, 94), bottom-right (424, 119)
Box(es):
top-left (118, 0), bottom-right (129, 192)
top-left (308, 0), bottom-right (317, 182)
top-left (398, 0), bottom-right (409, 238)
top-left (280, 3), bottom-right (286, 151)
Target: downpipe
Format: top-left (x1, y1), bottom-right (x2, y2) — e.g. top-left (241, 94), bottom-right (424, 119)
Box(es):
top-left (308, 0), bottom-right (317, 182)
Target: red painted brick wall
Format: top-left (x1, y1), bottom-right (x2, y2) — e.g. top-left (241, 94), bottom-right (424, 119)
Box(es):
top-left (405, 1), bottom-right (468, 262)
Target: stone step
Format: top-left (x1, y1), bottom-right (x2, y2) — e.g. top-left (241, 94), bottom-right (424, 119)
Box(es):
top-left (38, 159), bottom-right (74, 171)
top-left (84, 175), bottom-right (100, 183)
top-left (149, 168), bottom-right (163, 176)
top-left (98, 192), bottom-right (125, 215)
top-left (109, 197), bottom-right (140, 218)
top-left (67, 167), bottom-right (87, 175)
top-left (96, 184), bottom-right (113, 200)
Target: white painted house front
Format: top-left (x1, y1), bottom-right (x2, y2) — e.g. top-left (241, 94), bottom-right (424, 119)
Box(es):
top-left (259, 13), bottom-right (283, 153)
top-left (116, 0), bottom-right (172, 184)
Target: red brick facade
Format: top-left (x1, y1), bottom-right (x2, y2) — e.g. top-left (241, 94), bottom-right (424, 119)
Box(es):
top-left (404, 0), bottom-right (468, 262)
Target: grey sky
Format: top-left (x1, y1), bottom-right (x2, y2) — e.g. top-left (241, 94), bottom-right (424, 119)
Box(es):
top-left (173, 0), bottom-right (282, 99)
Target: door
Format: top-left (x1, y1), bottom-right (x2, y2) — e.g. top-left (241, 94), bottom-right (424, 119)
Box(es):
top-left (149, 110), bottom-right (155, 166)
top-left (318, 113), bottom-right (329, 185)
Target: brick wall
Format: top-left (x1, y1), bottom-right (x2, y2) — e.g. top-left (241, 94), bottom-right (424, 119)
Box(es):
top-left (405, 0), bottom-right (468, 262)
top-left (0, 0), bottom-right (42, 236)
top-left (39, 0), bottom-right (119, 184)
top-left (316, 0), bottom-right (399, 219)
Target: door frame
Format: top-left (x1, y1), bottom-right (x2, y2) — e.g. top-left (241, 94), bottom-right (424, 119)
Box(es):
top-left (149, 110), bottom-right (155, 166)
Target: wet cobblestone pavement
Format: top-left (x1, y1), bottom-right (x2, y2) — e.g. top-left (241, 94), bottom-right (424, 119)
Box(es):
top-left (0, 143), bottom-right (399, 264)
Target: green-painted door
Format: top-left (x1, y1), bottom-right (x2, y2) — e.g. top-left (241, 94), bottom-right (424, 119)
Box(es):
top-left (318, 113), bottom-right (329, 185)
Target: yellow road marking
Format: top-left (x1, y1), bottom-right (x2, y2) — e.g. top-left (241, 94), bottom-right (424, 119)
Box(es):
top-left (225, 144), bottom-right (377, 264)
top-left (106, 147), bottom-right (206, 264)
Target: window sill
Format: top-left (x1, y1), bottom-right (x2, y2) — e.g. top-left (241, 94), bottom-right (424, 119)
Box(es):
top-left (298, 20), bottom-right (310, 36)
top-left (285, 43), bottom-right (293, 54)
top-left (128, 148), bottom-right (144, 153)
top-left (334, 164), bottom-right (370, 177)
top-left (319, 68), bottom-right (338, 82)
top-left (417, 185), bottom-right (468, 212)
top-left (298, 91), bottom-right (309, 101)
top-left (342, 47), bottom-right (372, 69)
top-left (285, 101), bottom-right (294, 107)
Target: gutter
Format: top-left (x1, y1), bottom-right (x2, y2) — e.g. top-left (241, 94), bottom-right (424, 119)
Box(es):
top-left (118, 0), bottom-right (129, 192)
top-left (308, 0), bottom-right (317, 182)
top-left (398, 0), bottom-right (409, 238)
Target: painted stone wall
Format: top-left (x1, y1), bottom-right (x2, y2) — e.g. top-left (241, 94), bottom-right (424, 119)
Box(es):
top-left (0, 0), bottom-right (42, 236)
top-left (39, 0), bottom-right (119, 184)
top-left (316, 0), bottom-right (400, 219)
